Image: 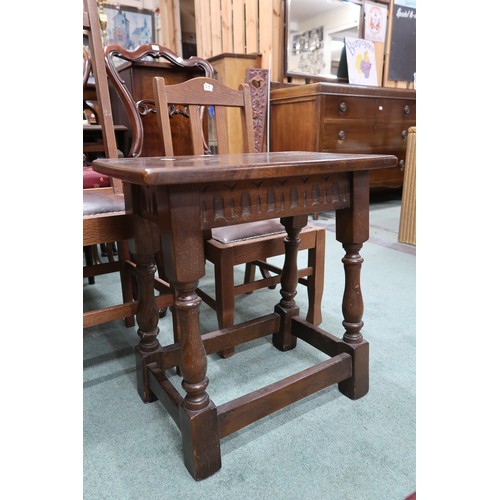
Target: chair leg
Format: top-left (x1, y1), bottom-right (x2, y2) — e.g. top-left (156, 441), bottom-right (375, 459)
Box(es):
top-left (117, 240), bottom-right (136, 328)
top-left (100, 242), bottom-right (118, 257)
top-left (83, 246), bottom-right (95, 285)
top-left (259, 261), bottom-right (277, 289)
top-left (244, 259), bottom-right (277, 290)
top-left (243, 262), bottom-right (256, 293)
top-left (214, 254), bottom-right (236, 358)
top-left (155, 249), bottom-right (168, 318)
top-left (305, 228), bottom-right (326, 326)
top-left (91, 244), bottom-right (102, 265)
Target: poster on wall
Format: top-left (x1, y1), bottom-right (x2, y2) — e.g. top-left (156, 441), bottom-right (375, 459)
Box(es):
top-left (343, 37), bottom-right (378, 86)
top-left (388, 0), bottom-right (416, 82)
top-left (364, 2), bottom-right (388, 43)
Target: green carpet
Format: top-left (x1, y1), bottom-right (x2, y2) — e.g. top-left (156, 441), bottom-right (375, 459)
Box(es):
top-left (83, 195), bottom-right (415, 499)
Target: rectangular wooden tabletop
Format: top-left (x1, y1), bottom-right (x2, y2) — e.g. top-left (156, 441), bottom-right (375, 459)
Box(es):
top-left (92, 151), bottom-right (398, 186)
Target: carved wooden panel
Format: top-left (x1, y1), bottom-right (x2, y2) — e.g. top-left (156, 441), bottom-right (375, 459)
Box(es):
top-left (246, 68), bottom-right (269, 153)
top-left (200, 173), bottom-right (351, 228)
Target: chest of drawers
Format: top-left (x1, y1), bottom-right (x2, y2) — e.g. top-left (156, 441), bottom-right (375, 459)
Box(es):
top-left (270, 83), bottom-right (416, 188)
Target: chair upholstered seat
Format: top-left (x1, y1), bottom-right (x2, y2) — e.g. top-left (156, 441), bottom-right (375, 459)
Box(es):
top-left (83, 165), bottom-right (111, 189)
top-left (83, 189), bottom-right (125, 216)
top-left (211, 218), bottom-right (285, 244)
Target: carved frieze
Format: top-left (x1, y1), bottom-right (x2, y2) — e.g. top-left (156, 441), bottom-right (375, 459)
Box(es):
top-left (200, 173), bottom-right (350, 228)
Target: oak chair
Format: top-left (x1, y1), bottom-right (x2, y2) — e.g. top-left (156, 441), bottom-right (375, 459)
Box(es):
top-left (102, 42), bottom-right (214, 322)
top-left (82, 0), bottom-right (172, 328)
top-left (152, 76), bottom-right (326, 357)
top-left (104, 43), bottom-right (214, 159)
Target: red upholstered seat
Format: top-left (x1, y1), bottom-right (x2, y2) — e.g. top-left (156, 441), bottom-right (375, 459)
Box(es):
top-left (83, 165), bottom-right (111, 189)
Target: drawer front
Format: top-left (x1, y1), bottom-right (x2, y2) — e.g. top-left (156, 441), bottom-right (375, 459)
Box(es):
top-left (376, 97), bottom-right (416, 122)
top-left (369, 165), bottom-right (405, 189)
top-left (319, 122), bottom-right (407, 189)
top-left (320, 140), bottom-right (407, 171)
top-left (320, 122), bottom-right (410, 153)
top-left (322, 95), bottom-right (416, 123)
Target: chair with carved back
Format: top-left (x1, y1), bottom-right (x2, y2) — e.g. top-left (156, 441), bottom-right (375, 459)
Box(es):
top-left (104, 43), bottom-right (214, 160)
top-left (102, 43), bottom-right (214, 322)
top-left (152, 76), bottom-right (326, 357)
top-left (82, 0), bottom-right (172, 329)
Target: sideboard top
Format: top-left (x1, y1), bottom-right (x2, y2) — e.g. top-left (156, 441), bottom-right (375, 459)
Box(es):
top-left (270, 82), bottom-right (416, 101)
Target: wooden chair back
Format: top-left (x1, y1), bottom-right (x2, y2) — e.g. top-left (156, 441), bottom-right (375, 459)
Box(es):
top-left (83, 47), bottom-right (99, 125)
top-left (153, 76), bottom-right (256, 156)
top-left (104, 44), bottom-right (214, 158)
top-left (83, 0), bottom-right (122, 193)
top-left (83, 47), bottom-right (91, 86)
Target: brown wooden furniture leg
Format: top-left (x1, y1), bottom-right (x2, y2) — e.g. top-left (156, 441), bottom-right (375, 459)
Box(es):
top-left (129, 215), bottom-right (163, 403)
top-left (175, 280), bottom-right (222, 480)
top-left (158, 186), bottom-right (222, 479)
top-left (213, 252), bottom-right (237, 358)
top-left (335, 171), bottom-right (370, 400)
top-left (272, 215), bottom-right (307, 352)
top-left (117, 240), bottom-right (136, 328)
top-left (305, 227), bottom-right (325, 325)
top-left (83, 246), bottom-right (95, 284)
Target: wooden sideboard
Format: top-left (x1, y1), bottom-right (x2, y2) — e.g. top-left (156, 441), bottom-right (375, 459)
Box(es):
top-left (270, 83), bottom-right (416, 189)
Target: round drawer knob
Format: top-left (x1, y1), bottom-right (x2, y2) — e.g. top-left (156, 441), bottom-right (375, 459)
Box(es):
top-left (339, 101), bottom-right (347, 112)
top-left (403, 105), bottom-right (411, 114)
top-left (401, 129), bottom-right (408, 140)
top-left (399, 159), bottom-right (405, 170)
top-left (338, 130), bottom-right (346, 140)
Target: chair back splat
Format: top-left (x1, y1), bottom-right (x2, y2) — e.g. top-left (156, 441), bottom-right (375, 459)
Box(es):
top-left (104, 43), bottom-right (214, 158)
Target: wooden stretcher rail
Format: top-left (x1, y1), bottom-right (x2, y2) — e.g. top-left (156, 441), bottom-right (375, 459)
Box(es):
top-left (159, 314), bottom-right (281, 371)
top-left (217, 353), bottom-right (352, 438)
top-left (83, 294), bottom-right (173, 329)
top-left (292, 316), bottom-right (347, 357)
top-left (148, 364), bottom-right (183, 429)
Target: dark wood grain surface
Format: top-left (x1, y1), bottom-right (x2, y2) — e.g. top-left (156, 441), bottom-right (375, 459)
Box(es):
top-left (93, 151), bottom-right (397, 185)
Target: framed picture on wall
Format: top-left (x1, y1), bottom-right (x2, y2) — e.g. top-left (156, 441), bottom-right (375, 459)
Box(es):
top-left (103, 4), bottom-right (155, 50)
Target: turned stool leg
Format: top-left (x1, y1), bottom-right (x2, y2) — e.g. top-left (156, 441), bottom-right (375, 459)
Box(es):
top-left (273, 215), bottom-right (307, 351)
top-left (156, 186), bottom-right (222, 480)
top-left (128, 216), bottom-right (163, 403)
top-left (175, 281), bottom-right (221, 480)
top-left (336, 171), bottom-right (370, 400)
